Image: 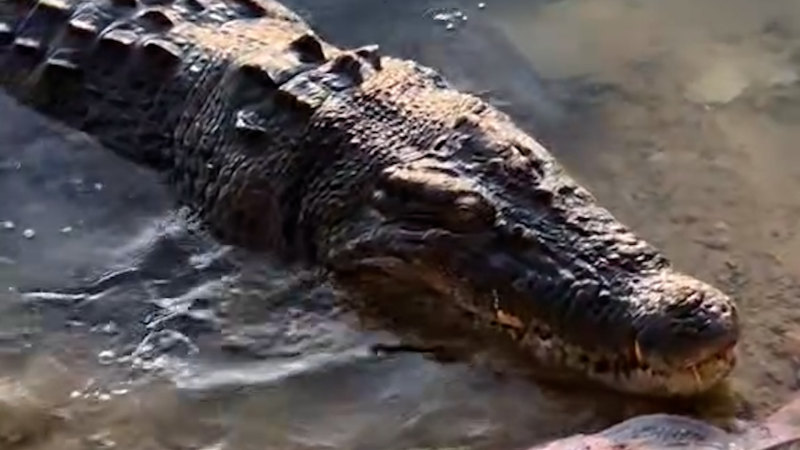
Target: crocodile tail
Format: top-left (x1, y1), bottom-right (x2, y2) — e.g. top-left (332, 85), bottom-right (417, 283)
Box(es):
top-left (1, 0), bottom-right (188, 169)
top-left (0, 0), bottom-right (245, 170)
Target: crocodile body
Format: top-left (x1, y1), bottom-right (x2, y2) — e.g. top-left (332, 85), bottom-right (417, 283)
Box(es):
top-left (0, 0), bottom-right (738, 396)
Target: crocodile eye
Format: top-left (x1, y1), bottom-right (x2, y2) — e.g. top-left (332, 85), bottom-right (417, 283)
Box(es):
top-left (453, 192), bottom-right (496, 225)
top-left (374, 165), bottom-right (496, 232)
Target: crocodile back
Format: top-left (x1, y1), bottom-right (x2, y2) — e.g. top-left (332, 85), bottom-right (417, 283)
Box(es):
top-left (0, 0), bottom-right (353, 253)
top-left (0, 0), bottom-right (307, 169)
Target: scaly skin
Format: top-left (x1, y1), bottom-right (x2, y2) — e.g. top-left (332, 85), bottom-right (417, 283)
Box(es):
top-left (531, 393), bottom-right (800, 449)
top-left (0, 0), bottom-right (738, 396)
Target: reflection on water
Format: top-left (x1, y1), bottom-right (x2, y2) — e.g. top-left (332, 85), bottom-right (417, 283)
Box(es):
top-left (1, 0), bottom-right (800, 448)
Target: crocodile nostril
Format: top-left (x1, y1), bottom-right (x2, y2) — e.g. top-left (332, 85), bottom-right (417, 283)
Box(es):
top-left (633, 271), bottom-right (739, 368)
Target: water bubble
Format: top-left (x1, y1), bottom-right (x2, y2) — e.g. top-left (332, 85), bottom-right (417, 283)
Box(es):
top-left (22, 228), bottom-right (35, 239)
top-left (98, 350), bottom-right (117, 365)
top-left (60, 226), bottom-right (73, 234)
top-left (433, 12), bottom-right (451, 22)
top-left (478, 2), bottom-right (487, 9)
top-left (431, 8), bottom-right (467, 30)
top-left (93, 322), bottom-right (120, 335)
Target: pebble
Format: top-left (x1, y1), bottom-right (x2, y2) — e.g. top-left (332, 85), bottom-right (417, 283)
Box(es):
top-left (60, 226), bottom-right (73, 234)
top-left (1, 221), bottom-right (14, 231)
top-left (446, 22), bottom-right (455, 30)
top-left (22, 229), bottom-right (35, 239)
top-left (478, 2), bottom-right (486, 9)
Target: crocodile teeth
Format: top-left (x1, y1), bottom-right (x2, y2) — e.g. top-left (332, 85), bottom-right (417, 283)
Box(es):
top-left (691, 365), bottom-right (701, 387)
top-left (634, 339), bottom-right (644, 365)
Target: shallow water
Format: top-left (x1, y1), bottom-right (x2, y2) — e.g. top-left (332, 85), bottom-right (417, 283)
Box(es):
top-left (1, 0), bottom-right (800, 448)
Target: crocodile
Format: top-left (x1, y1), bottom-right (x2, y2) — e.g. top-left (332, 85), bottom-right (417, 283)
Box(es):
top-left (530, 393), bottom-right (800, 449)
top-left (0, 0), bottom-right (738, 396)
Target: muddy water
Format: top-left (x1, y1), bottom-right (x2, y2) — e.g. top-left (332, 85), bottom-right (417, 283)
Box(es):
top-left (1, 0), bottom-right (800, 449)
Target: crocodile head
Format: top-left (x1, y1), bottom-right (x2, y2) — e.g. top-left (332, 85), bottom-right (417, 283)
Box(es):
top-left (322, 74), bottom-right (738, 397)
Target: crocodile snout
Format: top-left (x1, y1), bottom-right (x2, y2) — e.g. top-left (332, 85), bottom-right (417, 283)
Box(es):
top-left (633, 271), bottom-right (739, 372)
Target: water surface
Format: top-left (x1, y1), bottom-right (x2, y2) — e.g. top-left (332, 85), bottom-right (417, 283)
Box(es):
top-left (1, 0), bottom-right (800, 448)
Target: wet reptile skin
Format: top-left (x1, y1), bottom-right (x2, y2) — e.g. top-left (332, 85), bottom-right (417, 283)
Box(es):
top-left (0, 0), bottom-right (739, 396)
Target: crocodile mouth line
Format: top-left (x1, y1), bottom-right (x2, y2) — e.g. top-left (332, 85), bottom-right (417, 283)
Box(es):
top-left (633, 339), bottom-right (736, 381)
top-left (341, 254), bottom-right (739, 396)
top-left (519, 321), bottom-right (737, 396)
top-left (634, 344), bottom-right (737, 393)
